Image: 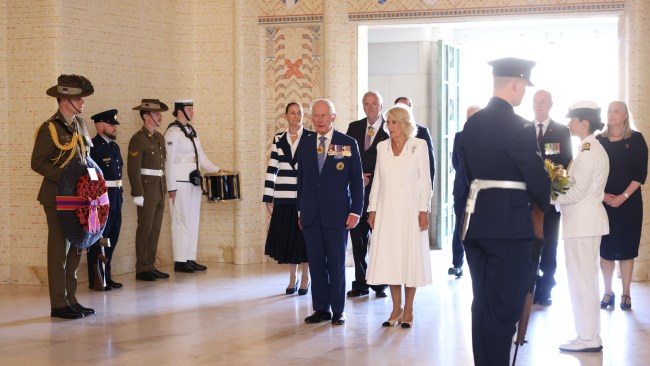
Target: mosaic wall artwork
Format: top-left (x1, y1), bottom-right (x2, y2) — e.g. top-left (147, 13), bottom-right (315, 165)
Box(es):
top-left (264, 26), bottom-right (322, 149)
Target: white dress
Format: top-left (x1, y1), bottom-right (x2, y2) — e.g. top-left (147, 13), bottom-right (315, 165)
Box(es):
top-left (366, 137), bottom-right (433, 287)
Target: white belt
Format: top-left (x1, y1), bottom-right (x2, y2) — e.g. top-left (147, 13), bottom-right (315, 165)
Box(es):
top-left (175, 157), bottom-right (196, 164)
top-left (141, 168), bottom-right (164, 177)
top-left (462, 179), bottom-right (527, 240)
top-left (104, 180), bottom-right (123, 188)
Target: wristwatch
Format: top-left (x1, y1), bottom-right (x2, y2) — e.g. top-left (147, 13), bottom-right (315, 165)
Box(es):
top-left (623, 192), bottom-right (630, 199)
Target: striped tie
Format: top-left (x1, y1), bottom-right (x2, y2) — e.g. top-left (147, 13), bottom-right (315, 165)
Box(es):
top-left (318, 136), bottom-right (327, 173)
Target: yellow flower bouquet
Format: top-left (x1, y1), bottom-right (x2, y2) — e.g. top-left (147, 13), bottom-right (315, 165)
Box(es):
top-left (544, 159), bottom-right (570, 200)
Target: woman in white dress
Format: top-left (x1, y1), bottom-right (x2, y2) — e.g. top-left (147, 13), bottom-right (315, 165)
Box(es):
top-left (367, 105), bottom-right (433, 328)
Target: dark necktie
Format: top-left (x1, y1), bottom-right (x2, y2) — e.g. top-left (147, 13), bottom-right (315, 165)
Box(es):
top-left (537, 123), bottom-right (544, 143)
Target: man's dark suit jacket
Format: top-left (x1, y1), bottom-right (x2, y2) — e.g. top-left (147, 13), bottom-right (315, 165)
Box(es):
top-left (297, 130), bottom-right (364, 228)
top-left (452, 131), bottom-right (467, 201)
top-left (460, 97), bottom-right (551, 239)
top-left (416, 125), bottom-right (436, 185)
top-left (534, 119), bottom-right (572, 172)
top-left (346, 117), bottom-right (389, 208)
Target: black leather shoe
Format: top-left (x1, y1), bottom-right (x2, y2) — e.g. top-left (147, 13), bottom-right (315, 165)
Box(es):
top-left (151, 269), bottom-right (170, 278)
top-left (136, 271), bottom-right (156, 281)
top-left (71, 303), bottom-right (95, 315)
top-left (534, 289), bottom-right (552, 306)
top-left (346, 289), bottom-right (369, 297)
top-left (187, 260), bottom-right (207, 271)
top-left (174, 262), bottom-right (195, 273)
top-left (106, 279), bottom-right (123, 289)
top-left (305, 310), bottom-right (332, 324)
top-left (375, 290), bottom-right (387, 298)
top-left (332, 312), bottom-right (346, 325)
top-left (448, 267), bottom-right (463, 277)
top-left (51, 305), bottom-right (84, 319)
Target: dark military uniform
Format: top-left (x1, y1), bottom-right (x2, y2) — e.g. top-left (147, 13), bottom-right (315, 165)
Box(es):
top-left (87, 134), bottom-right (123, 289)
top-left (127, 127), bottom-right (167, 274)
top-left (31, 111), bottom-right (91, 309)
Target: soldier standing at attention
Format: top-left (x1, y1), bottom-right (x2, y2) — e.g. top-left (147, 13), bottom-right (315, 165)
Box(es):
top-left (128, 99), bottom-right (169, 282)
top-left (460, 58), bottom-right (551, 366)
top-left (87, 109), bottom-right (124, 291)
top-left (31, 74), bottom-right (97, 319)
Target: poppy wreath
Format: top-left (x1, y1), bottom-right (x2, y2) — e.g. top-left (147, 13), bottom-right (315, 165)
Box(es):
top-left (73, 172), bottom-right (109, 232)
top-left (55, 156), bottom-right (109, 249)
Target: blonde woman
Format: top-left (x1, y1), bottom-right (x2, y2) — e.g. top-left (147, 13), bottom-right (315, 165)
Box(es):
top-left (597, 101), bottom-right (648, 310)
top-left (366, 105), bottom-right (433, 328)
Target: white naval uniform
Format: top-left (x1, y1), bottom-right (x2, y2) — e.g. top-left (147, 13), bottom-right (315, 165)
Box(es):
top-left (165, 123), bottom-right (219, 262)
top-left (553, 134), bottom-right (609, 344)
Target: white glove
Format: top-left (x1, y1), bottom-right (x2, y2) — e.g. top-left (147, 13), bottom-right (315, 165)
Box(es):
top-left (133, 196), bottom-right (144, 206)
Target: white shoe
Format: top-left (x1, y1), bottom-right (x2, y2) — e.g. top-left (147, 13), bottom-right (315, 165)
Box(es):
top-left (559, 336), bottom-right (603, 352)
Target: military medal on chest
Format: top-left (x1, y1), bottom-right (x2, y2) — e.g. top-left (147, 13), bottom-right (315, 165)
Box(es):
top-left (367, 128), bottom-right (375, 137)
top-left (317, 145), bottom-right (324, 154)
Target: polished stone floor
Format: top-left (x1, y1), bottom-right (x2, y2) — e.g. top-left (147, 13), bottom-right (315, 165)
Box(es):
top-left (1, 247), bottom-right (649, 366)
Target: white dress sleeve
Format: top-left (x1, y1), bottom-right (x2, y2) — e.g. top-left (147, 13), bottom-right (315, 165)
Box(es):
top-left (417, 139), bottom-right (433, 212)
top-left (195, 136), bottom-right (220, 173)
top-left (367, 141), bottom-right (383, 212)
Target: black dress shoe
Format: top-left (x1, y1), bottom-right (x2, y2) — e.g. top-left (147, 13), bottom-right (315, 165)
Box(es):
top-left (151, 268), bottom-right (170, 278)
top-left (375, 290), bottom-right (387, 298)
top-left (304, 310), bottom-right (332, 324)
top-left (106, 279), bottom-right (123, 289)
top-left (71, 303), bottom-right (95, 315)
top-left (136, 271), bottom-right (157, 281)
top-left (174, 262), bottom-right (195, 273)
top-left (187, 260), bottom-right (207, 271)
top-left (51, 305), bottom-right (84, 319)
top-left (286, 280), bottom-right (298, 295)
top-left (448, 267), bottom-right (463, 277)
top-left (332, 312), bottom-right (346, 325)
top-left (346, 289), bottom-right (369, 297)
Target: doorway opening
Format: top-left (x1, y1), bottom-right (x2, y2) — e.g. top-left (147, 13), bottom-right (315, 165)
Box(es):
top-left (365, 16), bottom-right (618, 249)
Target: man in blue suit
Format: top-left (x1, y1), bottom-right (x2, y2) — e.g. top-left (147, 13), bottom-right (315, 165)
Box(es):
top-left (87, 109), bottom-right (124, 291)
top-left (297, 99), bottom-right (364, 325)
top-left (460, 58), bottom-right (551, 366)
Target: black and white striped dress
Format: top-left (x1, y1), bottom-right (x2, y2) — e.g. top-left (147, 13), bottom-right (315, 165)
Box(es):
top-left (263, 128), bottom-right (311, 264)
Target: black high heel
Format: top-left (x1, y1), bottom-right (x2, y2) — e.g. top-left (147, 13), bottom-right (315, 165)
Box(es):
top-left (600, 292), bottom-right (615, 309)
top-left (298, 281), bottom-right (310, 296)
top-left (620, 295), bottom-right (632, 310)
top-left (286, 280), bottom-right (298, 295)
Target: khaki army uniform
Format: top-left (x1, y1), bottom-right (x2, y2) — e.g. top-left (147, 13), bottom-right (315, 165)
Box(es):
top-left (31, 111), bottom-right (91, 308)
top-left (127, 127), bottom-right (167, 273)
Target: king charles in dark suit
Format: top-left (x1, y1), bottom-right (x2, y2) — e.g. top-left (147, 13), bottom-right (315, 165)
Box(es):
top-left (345, 91), bottom-right (389, 297)
top-left (298, 99), bottom-right (364, 326)
top-left (531, 90), bottom-right (572, 305)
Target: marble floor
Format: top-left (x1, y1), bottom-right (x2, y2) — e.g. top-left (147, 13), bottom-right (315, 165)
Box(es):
top-left (1, 248), bottom-right (649, 366)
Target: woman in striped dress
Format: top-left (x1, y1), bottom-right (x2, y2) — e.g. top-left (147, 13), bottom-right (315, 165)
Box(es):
top-left (263, 102), bottom-right (312, 295)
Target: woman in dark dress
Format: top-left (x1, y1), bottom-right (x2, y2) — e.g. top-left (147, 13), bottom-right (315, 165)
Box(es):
top-left (597, 101), bottom-right (648, 310)
top-left (263, 102), bottom-right (311, 295)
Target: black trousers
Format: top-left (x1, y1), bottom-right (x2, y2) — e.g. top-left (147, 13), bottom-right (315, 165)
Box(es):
top-left (87, 208), bottom-right (122, 287)
top-left (349, 210), bottom-right (386, 292)
top-left (537, 208), bottom-right (561, 292)
top-left (464, 238), bottom-right (534, 366)
top-left (451, 198), bottom-right (467, 267)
